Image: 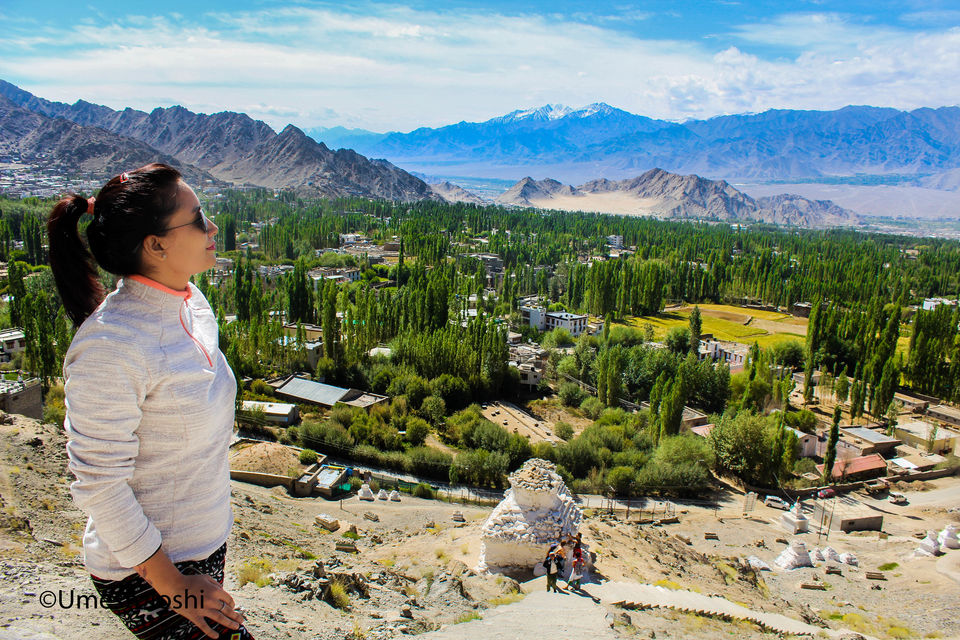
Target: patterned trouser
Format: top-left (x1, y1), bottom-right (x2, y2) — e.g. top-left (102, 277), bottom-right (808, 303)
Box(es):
top-left (91, 544), bottom-right (255, 640)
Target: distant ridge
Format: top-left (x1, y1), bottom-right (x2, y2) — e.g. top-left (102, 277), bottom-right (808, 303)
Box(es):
top-left (0, 80), bottom-right (435, 201)
top-left (305, 101), bottom-right (960, 185)
top-left (494, 168), bottom-right (858, 226)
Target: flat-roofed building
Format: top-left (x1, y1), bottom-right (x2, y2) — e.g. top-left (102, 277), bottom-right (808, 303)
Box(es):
top-left (241, 401), bottom-right (300, 426)
top-left (787, 427), bottom-right (818, 458)
top-left (0, 378), bottom-right (41, 420)
top-left (840, 427), bottom-right (902, 456)
top-left (927, 404), bottom-right (960, 428)
top-left (893, 419), bottom-right (960, 455)
top-left (275, 375), bottom-right (388, 409)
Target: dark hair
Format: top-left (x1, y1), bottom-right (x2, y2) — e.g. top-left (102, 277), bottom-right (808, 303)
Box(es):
top-left (47, 163), bottom-right (183, 326)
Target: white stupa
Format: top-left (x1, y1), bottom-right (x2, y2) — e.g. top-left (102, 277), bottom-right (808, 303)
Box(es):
top-left (358, 483), bottom-right (375, 501)
top-left (476, 459), bottom-right (583, 574)
top-left (775, 540), bottom-right (814, 570)
top-left (939, 524), bottom-right (960, 550)
top-left (916, 530), bottom-right (941, 556)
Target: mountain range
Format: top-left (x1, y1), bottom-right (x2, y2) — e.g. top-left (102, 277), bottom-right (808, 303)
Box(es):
top-left (307, 102), bottom-right (960, 186)
top-left (491, 169), bottom-right (857, 226)
top-left (0, 80), bottom-right (434, 201)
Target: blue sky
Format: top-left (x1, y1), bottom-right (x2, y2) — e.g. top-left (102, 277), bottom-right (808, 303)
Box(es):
top-left (2, 1), bottom-right (959, 131)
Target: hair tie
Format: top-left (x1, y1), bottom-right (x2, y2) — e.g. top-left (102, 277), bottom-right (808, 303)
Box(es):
top-left (86, 197), bottom-right (96, 216)
top-left (119, 172), bottom-right (130, 183)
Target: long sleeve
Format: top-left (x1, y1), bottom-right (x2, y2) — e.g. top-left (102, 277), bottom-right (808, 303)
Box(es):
top-left (63, 330), bottom-right (162, 569)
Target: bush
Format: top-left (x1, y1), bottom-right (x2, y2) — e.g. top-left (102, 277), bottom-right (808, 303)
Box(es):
top-left (328, 580), bottom-right (351, 609)
top-left (250, 379), bottom-right (274, 397)
top-left (541, 328), bottom-right (574, 349)
top-left (413, 482), bottom-right (435, 499)
top-left (298, 448), bottom-right (318, 465)
top-left (555, 421), bottom-right (574, 441)
top-left (405, 416), bottom-right (430, 446)
top-left (42, 384), bottom-right (66, 426)
top-left (580, 397), bottom-right (603, 419)
top-left (558, 382), bottom-right (585, 407)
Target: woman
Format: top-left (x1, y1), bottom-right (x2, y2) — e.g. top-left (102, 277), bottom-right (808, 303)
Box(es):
top-left (47, 163), bottom-right (252, 639)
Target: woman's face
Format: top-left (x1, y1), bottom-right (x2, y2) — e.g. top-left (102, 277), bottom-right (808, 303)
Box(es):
top-left (159, 181), bottom-right (218, 281)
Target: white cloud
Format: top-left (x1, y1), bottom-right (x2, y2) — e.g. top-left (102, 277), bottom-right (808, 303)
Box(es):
top-left (0, 6), bottom-right (958, 131)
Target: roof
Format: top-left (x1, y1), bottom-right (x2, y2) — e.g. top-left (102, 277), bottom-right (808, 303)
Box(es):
top-left (690, 424), bottom-right (716, 438)
top-left (816, 453), bottom-right (887, 480)
top-left (841, 427), bottom-right (901, 445)
top-left (786, 426), bottom-right (815, 440)
top-left (928, 404), bottom-right (960, 420)
top-left (241, 401), bottom-right (297, 416)
top-left (896, 420), bottom-right (960, 440)
top-left (276, 377), bottom-right (349, 406)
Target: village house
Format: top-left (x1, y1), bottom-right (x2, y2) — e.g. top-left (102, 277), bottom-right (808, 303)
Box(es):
top-left (698, 339), bottom-right (750, 371)
top-left (240, 400), bottom-right (300, 426)
top-left (893, 419), bottom-right (960, 455)
top-left (274, 375), bottom-right (388, 410)
top-left (520, 305), bottom-right (588, 337)
top-left (816, 453), bottom-right (888, 483)
top-left (927, 403), bottom-right (960, 428)
top-left (0, 378), bottom-right (42, 420)
top-left (839, 426), bottom-right (902, 457)
top-left (0, 328), bottom-right (25, 363)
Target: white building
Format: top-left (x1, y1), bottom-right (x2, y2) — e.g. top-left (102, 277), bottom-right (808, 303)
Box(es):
top-left (922, 297), bottom-right (957, 311)
top-left (520, 305), bottom-right (588, 337)
top-left (698, 339), bottom-right (750, 370)
top-left (606, 235), bottom-right (624, 249)
top-left (0, 328), bottom-right (26, 357)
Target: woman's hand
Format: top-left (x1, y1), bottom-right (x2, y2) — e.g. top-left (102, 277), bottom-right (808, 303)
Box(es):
top-left (158, 573), bottom-right (245, 638)
top-left (135, 548), bottom-right (245, 638)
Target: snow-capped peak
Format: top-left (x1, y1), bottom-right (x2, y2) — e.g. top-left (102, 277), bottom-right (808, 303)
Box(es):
top-left (496, 104), bottom-right (575, 123)
top-left (492, 103), bottom-right (618, 124)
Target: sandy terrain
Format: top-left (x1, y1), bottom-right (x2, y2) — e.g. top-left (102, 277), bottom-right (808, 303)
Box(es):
top-left (231, 441), bottom-right (305, 476)
top-left (524, 193), bottom-right (671, 217)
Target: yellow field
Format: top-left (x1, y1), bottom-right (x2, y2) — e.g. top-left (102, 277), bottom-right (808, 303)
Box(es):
top-left (624, 304), bottom-right (808, 349)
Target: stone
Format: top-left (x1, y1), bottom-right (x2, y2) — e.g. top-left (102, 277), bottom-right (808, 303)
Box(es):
top-left (400, 604), bottom-right (413, 619)
top-left (939, 524), bottom-right (960, 549)
top-left (917, 530), bottom-right (941, 556)
top-left (315, 514), bottom-right (340, 532)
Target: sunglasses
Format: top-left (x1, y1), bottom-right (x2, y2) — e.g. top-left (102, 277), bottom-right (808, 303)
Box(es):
top-left (163, 208), bottom-right (210, 233)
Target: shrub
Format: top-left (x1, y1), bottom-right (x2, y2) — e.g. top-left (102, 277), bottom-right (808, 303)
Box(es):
top-left (558, 382), bottom-right (585, 407)
top-left (298, 448), bottom-right (318, 465)
top-left (328, 580), bottom-right (350, 609)
top-left (580, 397), bottom-right (603, 419)
top-left (250, 379), bottom-right (274, 397)
top-left (237, 558), bottom-right (273, 587)
top-left (42, 384), bottom-right (66, 426)
top-left (413, 482), bottom-right (435, 499)
top-left (555, 421), bottom-right (574, 441)
top-left (405, 417), bottom-right (430, 446)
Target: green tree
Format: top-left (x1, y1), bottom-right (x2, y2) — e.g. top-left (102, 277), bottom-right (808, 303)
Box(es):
top-left (821, 405), bottom-right (842, 484)
top-left (688, 305), bottom-right (702, 355)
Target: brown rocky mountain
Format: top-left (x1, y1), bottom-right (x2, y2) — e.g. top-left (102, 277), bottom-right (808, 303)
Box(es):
top-left (494, 168), bottom-right (858, 226)
top-left (0, 81), bottom-right (435, 201)
top-left (0, 95), bottom-right (215, 185)
top-left (429, 181), bottom-right (487, 204)
top-left (493, 177), bottom-right (582, 206)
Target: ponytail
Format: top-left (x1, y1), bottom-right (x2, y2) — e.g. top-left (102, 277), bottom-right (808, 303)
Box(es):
top-left (47, 195), bottom-right (105, 327)
top-left (46, 163), bottom-right (183, 327)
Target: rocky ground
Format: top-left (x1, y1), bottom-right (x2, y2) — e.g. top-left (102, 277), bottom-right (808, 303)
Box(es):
top-left (2, 413), bottom-right (959, 639)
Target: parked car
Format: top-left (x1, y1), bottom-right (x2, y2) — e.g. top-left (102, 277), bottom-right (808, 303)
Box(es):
top-left (764, 495), bottom-right (791, 510)
top-left (817, 488), bottom-right (836, 499)
top-left (889, 492), bottom-right (907, 505)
